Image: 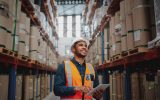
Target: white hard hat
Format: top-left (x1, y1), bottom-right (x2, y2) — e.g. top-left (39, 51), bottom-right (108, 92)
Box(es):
top-left (71, 37), bottom-right (89, 48)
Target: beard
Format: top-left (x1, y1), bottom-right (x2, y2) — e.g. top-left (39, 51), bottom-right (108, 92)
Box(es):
top-left (74, 50), bottom-right (86, 58)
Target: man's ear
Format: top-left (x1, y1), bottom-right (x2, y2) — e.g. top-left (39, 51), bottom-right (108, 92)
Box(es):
top-left (71, 47), bottom-right (75, 53)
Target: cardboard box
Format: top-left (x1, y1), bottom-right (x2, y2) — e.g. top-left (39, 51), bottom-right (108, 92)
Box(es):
top-left (120, 1), bottom-right (125, 21)
top-left (115, 42), bottom-right (121, 55)
top-left (121, 35), bottom-right (128, 52)
top-left (125, 0), bottom-right (133, 15)
top-left (0, 29), bottom-right (7, 47)
top-left (127, 32), bottom-right (135, 50)
top-left (0, 75), bottom-right (9, 100)
top-left (131, 72), bottom-right (140, 100)
top-left (121, 20), bottom-right (127, 36)
top-left (23, 75), bottom-right (34, 100)
top-left (133, 7), bottom-right (150, 30)
top-left (16, 75), bottom-right (22, 100)
top-left (134, 30), bottom-right (151, 47)
top-left (18, 41), bottom-right (25, 55)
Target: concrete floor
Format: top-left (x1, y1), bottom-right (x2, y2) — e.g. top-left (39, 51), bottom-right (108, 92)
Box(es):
top-left (43, 93), bottom-right (60, 100)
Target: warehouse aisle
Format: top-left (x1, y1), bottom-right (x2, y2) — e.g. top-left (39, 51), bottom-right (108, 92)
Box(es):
top-left (0, 0), bottom-right (160, 100)
top-left (43, 93), bottom-right (60, 100)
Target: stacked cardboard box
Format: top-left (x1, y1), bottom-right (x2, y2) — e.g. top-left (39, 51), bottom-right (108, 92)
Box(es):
top-left (23, 75), bottom-right (34, 100)
top-left (0, 75), bottom-right (9, 100)
top-left (120, 1), bottom-right (128, 52)
top-left (18, 12), bottom-right (30, 56)
top-left (16, 75), bottom-right (22, 100)
top-left (132, 0), bottom-right (151, 47)
top-left (29, 26), bottom-right (40, 61)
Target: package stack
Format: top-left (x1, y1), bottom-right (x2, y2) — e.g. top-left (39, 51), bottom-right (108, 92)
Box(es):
top-left (109, 16), bottom-right (116, 58)
top-left (16, 75), bottom-right (22, 100)
top-left (23, 75), bottom-right (34, 100)
top-left (154, 0), bottom-right (160, 38)
top-left (10, 0), bottom-right (22, 51)
top-left (114, 11), bottom-right (121, 55)
top-left (86, 46), bottom-right (92, 63)
top-left (33, 76), bottom-right (37, 100)
top-left (139, 73), bottom-right (157, 100)
top-left (29, 26), bottom-right (41, 61)
top-left (93, 8), bottom-right (102, 30)
top-left (112, 72), bottom-right (117, 100)
top-left (149, 0), bottom-right (156, 40)
top-left (109, 72), bottom-right (124, 100)
top-left (89, 40), bottom-right (98, 66)
top-left (116, 73), bottom-right (124, 100)
top-left (86, 0), bottom-right (97, 25)
top-left (104, 25), bottom-right (110, 62)
top-left (156, 70), bottom-right (160, 100)
top-left (47, 75), bottom-right (51, 94)
top-left (109, 74), bottom-right (113, 100)
top-left (120, 1), bottom-right (128, 52)
top-left (131, 72), bottom-right (140, 100)
top-left (125, 0), bottom-right (135, 50)
top-left (132, 0), bottom-right (151, 47)
top-left (33, 76), bottom-right (40, 100)
top-left (0, 0), bottom-right (21, 50)
top-left (148, 0), bottom-right (160, 48)
top-left (40, 74), bottom-right (47, 99)
top-left (18, 12), bottom-right (30, 57)
top-left (38, 38), bottom-right (47, 64)
top-left (0, 75), bottom-right (9, 100)
top-left (97, 35), bottom-right (103, 65)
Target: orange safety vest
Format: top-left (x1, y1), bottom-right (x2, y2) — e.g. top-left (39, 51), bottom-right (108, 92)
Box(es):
top-left (61, 60), bottom-right (95, 100)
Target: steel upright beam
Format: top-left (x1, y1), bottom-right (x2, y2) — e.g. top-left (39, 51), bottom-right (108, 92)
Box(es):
top-left (50, 74), bottom-right (53, 92)
top-left (36, 69), bottom-right (39, 100)
top-left (8, 65), bottom-right (17, 100)
top-left (101, 31), bottom-right (105, 63)
top-left (101, 31), bottom-right (109, 100)
top-left (124, 68), bottom-right (131, 100)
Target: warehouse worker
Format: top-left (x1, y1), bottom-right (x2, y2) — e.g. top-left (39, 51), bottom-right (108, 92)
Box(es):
top-left (54, 37), bottom-right (103, 100)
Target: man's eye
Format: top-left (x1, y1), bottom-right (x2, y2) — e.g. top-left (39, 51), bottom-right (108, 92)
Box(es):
top-left (79, 44), bottom-right (83, 46)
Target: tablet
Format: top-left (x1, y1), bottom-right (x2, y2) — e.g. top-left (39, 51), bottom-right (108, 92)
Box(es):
top-left (87, 84), bottom-right (110, 96)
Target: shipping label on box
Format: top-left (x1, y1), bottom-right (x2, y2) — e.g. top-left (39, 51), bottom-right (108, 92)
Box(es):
top-left (134, 30), bottom-right (141, 41)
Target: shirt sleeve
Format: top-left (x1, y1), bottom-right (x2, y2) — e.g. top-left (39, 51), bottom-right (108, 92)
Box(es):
top-left (53, 63), bottom-right (75, 96)
top-left (93, 68), bottom-right (99, 88)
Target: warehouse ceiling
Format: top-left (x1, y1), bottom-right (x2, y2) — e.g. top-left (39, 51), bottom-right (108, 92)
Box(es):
top-left (55, 0), bottom-right (86, 16)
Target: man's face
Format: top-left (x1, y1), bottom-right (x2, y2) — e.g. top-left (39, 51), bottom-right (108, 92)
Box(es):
top-left (72, 41), bottom-right (88, 58)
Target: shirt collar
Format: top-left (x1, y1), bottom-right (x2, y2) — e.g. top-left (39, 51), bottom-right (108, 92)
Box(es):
top-left (71, 57), bottom-right (86, 66)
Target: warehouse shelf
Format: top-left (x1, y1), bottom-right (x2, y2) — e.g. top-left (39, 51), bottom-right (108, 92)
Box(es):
top-left (95, 47), bottom-right (160, 70)
top-left (42, 0), bottom-right (59, 39)
top-left (0, 53), bottom-right (56, 73)
top-left (107, 0), bottom-right (122, 15)
top-left (89, 0), bottom-right (122, 47)
top-left (42, 0), bottom-right (55, 29)
top-left (50, 0), bottom-right (58, 17)
top-left (21, 0), bottom-right (58, 56)
top-left (89, 15), bottom-right (111, 48)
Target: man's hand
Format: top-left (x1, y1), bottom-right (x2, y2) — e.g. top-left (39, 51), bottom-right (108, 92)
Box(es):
top-left (74, 86), bottom-right (92, 94)
top-left (92, 88), bottom-right (104, 100)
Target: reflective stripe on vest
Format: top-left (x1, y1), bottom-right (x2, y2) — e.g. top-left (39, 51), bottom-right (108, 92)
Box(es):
top-left (65, 61), bottom-right (72, 86)
top-left (86, 63), bottom-right (94, 87)
top-left (64, 61), bottom-right (95, 87)
top-left (63, 60), bottom-right (94, 99)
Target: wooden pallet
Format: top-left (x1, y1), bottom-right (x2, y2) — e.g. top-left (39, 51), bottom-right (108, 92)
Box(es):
top-left (129, 47), bottom-right (148, 55)
top-left (18, 55), bottom-right (30, 61)
top-left (0, 47), bottom-right (15, 56)
top-left (110, 54), bottom-right (122, 61)
top-left (121, 51), bottom-right (129, 57)
top-left (30, 60), bottom-right (41, 65)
